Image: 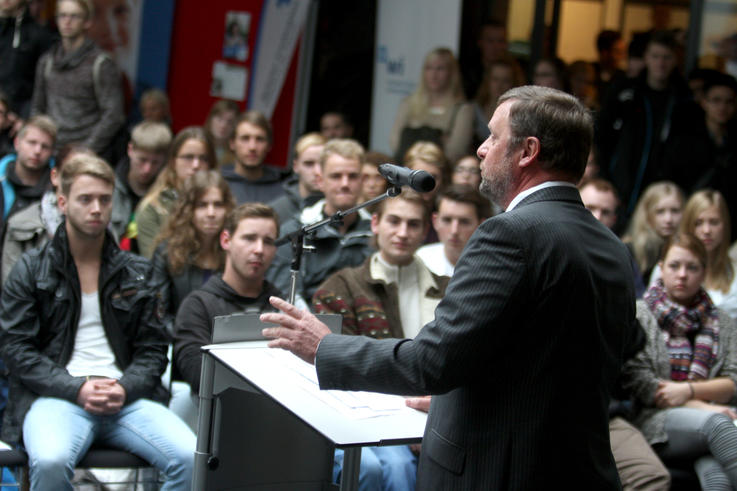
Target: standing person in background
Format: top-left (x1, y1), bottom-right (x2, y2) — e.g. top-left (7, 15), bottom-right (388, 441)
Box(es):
top-left (138, 88), bottom-right (171, 127)
top-left (0, 0), bottom-right (54, 119)
top-left (472, 59), bottom-right (524, 147)
top-left (462, 20), bottom-right (510, 100)
top-left (136, 126), bottom-right (216, 258)
top-left (204, 99), bottom-right (239, 167)
top-left (222, 110), bottom-right (286, 204)
top-left (31, 0), bottom-right (125, 162)
top-left (391, 47), bottom-right (473, 163)
top-left (593, 30), bottom-right (626, 104)
top-left (320, 111), bottom-right (353, 140)
top-left (269, 132), bottom-right (325, 224)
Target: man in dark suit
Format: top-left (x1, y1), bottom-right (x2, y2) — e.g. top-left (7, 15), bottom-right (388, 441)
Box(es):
top-left (261, 86), bottom-right (638, 489)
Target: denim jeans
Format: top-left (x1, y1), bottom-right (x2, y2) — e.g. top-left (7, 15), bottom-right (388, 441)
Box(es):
top-left (23, 397), bottom-right (196, 491)
top-left (334, 445), bottom-right (418, 491)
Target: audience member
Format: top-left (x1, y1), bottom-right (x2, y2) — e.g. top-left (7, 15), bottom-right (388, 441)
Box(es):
top-left (0, 0), bottom-right (54, 118)
top-left (222, 110), bottom-right (285, 204)
top-left (666, 73), bottom-right (737, 230)
top-left (138, 88), bottom-right (171, 126)
top-left (404, 141), bottom-right (449, 243)
top-left (390, 47), bottom-right (473, 163)
top-left (472, 59), bottom-right (524, 146)
top-left (266, 139), bottom-right (372, 306)
top-left (598, 30), bottom-right (691, 218)
top-left (623, 181), bottom-right (684, 286)
top-left (320, 111), bottom-right (353, 140)
top-left (173, 203), bottom-right (281, 415)
top-left (31, 0), bottom-right (125, 162)
top-left (0, 91), bottom-right (16, 157)
top-left (679, 190), bottom-right (737, 320)
top-left (112, 121), bottom-right (172, 251)
top-left (204, 99), bottom-right (239, 167)
top-left (531, 57), bottom-right (569, 91)
top-left (579, 177), bottom-right (619, 230)
top-left (0, 153), bottom-right (195, 489)
top-left (1, 144), bottom-right (92, 284)
top-left (623, 232), bottom-right (737, 489)
top-left (568, 60), bottom-right (598, 109)
top-left (136, 126), bottom-right (216, 258)
top-left (151, 170), bottom-right (235, 319)
top-left (0, 115), bottom-right (56, 238)
top-left (416, 185), bottom-right (489, 277)
top-left (360, 151), bottom-right (390, 205)
top-left (462, 20), bottom-right (510, 99)
top-left (314, 190), bottom-right (447, 491)
top-left (593, 30), bottom-right (626, 103)
top-left (450, 155), bottom-right (481, 189)
top-left (269, 132), bottom-right (325, 224)
top-left (626, 32), bottom-right (650, 79)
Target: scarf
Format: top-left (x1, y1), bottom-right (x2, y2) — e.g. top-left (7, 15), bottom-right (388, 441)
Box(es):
top-left (644, 279), bottom-right (719, 381)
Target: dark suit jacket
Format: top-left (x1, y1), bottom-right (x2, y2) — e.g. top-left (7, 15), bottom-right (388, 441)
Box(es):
top-left (316, 186), bottom-right (637, 490)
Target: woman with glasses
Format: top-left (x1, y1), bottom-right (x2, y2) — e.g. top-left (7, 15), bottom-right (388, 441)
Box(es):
top-left (136, 126), bottom-right (217, 258)
top-left (451, 155), bottom-right (481, 190)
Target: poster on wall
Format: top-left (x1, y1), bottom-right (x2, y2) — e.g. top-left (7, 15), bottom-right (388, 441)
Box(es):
top-left (211, 62), bottom-right (248, 101)
top-left (223, 11), bottom-right (251, 61)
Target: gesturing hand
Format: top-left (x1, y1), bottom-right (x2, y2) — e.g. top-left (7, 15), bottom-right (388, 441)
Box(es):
top-left (260, 296), bottom-right (331, 364)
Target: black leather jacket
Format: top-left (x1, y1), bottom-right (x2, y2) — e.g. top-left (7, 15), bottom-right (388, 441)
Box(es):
top-left (0, 222), bottom-right (169, 443)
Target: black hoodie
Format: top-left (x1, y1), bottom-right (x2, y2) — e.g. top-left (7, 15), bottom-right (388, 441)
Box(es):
top-left (173, 274), bottom-right (283, 392)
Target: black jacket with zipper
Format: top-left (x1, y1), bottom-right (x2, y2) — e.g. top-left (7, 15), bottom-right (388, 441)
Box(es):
top-left (0, 221), bottom-right (169, 444)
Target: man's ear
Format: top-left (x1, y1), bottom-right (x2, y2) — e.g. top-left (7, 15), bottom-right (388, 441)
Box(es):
top-left (518, 136), bottom-right (541, 168)
top-left (220, 229), bottom-right (231, 251)
top-left (57, 193), bottom-right (68, 214)
top-left (431, 211), bottom-right (439, 231)
top-left (370, 213), bottom-right (380, 235)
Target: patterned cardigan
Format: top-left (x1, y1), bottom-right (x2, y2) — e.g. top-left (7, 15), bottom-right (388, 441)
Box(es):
top-left (312, 254), bottom-right (449, 339)
top-left (623, 299), bottom-right (737, 445)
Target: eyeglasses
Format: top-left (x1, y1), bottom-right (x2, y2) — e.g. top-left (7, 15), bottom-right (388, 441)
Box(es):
top-left (177, 154), bottom-right (210, 164)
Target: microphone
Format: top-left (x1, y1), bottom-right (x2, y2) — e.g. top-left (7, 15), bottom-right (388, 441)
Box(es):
top-left (378, 164), bottom-right (436, 193)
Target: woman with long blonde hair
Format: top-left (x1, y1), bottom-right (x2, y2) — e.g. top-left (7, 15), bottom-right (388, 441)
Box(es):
top-left (151, 170), bottom-right (235, 317)
top-left (390, 47), bottom-right (473, 163)
top-left (680, 189), bottom-right (737, 319)
top-left (136, 126), bottom-right (217, 258)
top-left (623, 181), bottom-right (684, 285)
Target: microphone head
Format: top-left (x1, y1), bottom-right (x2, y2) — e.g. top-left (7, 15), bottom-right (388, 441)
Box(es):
top-left (411, 170), bottom-right (436, 193)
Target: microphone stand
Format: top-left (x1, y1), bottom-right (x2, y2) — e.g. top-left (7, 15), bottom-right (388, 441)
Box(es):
top-left (275, 185), bottom-right (402, 305)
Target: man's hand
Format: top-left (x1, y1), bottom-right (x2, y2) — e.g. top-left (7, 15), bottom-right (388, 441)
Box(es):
top-left (405, 396), bottom-right (431, 413)
top-left (76, 379), bottom-right (127, 415)
top-left (260, 296), bottom-right (331, 364)
top-left (654, 380), bottom-right (692, 408)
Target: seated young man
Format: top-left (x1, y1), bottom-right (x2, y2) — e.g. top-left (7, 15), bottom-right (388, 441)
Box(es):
top-left (313, 190), bottom-right (449, 490)
top-left (416, 184), bottom-right (490, 277)
top-left (0, 153), bottom-right (195, 490)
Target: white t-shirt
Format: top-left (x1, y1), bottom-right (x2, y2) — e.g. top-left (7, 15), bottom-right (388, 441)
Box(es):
top-left (416, 242), bottom-right (454, 277)
top-left (66, 291), bottom-right (123, 380)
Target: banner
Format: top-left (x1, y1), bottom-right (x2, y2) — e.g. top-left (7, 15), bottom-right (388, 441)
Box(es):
top-left (369, 0), bottom-right (463, 154)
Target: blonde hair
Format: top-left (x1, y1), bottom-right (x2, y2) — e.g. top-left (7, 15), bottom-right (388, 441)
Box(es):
top-left (57, 0), bottom-right (93, 20)
top-left (60, 154), bottom-right (114, 195)
top-left (294, 132), bottom-right (326, 157)
top-left (404, 141), bottom-right (450, 185)
top-left (319, 138), bottom-right (365, 169)
top-left (18, 115), bottom-right (58, 143)
top-left (130, 121), bottom-right (172, 153)
top-left (137, 126), bottom-right (216, 216)
top-left (406, 47), bottom-right (465, 122)
top-left (680, 189), bottom-right (733, 293)
top-left (624, 181), bottom-right (684, 275)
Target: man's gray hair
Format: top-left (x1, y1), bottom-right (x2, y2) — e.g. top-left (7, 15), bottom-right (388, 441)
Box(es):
top-left (498, 86), bottom-right (593, 180)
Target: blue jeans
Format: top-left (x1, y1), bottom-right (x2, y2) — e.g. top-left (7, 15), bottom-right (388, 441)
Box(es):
top-left (334, 445), bottom-right (417, 491)
top-left (23, 397), bottom-right (195, 491)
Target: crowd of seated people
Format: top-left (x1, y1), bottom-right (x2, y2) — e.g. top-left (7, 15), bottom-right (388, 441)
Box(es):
top-left (1, 0), bottom-right (737, 488)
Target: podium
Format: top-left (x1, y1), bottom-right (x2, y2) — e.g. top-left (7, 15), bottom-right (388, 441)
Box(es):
top-left (193, 341), bottom-right (427, 490)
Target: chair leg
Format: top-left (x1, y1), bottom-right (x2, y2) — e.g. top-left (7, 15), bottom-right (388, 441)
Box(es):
top-left (20, 466), bottom-right (30, 491)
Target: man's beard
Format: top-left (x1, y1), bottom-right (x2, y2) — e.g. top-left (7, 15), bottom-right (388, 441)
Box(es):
top-left (479, 155), bottom-right (514, 207)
